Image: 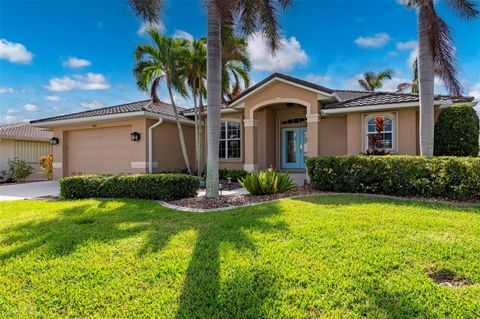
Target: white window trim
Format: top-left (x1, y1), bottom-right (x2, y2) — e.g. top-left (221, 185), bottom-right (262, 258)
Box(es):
top-left (363, 113), bottom-right (397, 152)
top-left (220, 120), bottom-right (242, 160)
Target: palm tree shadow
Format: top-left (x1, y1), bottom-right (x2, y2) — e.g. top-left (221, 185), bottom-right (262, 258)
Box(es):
top-left (174, 203), bottom-right (287, 318)
top-left (2, 199), bottom-right (288, 317)
top-left (0, 200), bottom-right (162, 260)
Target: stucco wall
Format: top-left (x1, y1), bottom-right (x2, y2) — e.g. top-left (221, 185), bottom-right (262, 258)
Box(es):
top-left (148, 119), bottom-right (196, 172)
top-left (0, 138), bottom-right (48, 181)
top-left (318, 116), bottom-right (348, 155)
top-left (51, 118), bottom-right (149, 179)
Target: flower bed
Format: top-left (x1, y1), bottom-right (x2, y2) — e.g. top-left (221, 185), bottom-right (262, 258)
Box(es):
top-left (169, 185), bottom-right (318, 210)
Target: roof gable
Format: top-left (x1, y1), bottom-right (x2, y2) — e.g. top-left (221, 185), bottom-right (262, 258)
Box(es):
top-left (229, 73), bottom-right (334, 107)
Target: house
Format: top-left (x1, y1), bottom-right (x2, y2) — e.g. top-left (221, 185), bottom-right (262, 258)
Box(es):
top-left (30, 73), bottom-right (475, 181)
top-left (0, 122), bottom-right (53, 181)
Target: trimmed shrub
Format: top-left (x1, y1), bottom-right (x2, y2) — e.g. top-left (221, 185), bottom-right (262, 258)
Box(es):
top-left (219, 169), bottom-right (248, 182)
top-left (60, 174), bottom-right (199, 200)
top-left (8, 158), bottom-right (33, 182)
top-left (306, 155), bottom-right (480, 200)
top-left (434, 104), bottom-right (479, 156)
top-left (239, 169), bottom-right (296, 195)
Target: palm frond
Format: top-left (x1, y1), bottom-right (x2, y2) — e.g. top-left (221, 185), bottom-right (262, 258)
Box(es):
top-left (129, 0), bottom-right (162, 23)
top-left (358, 79), bottom-right (372, 91)
top-left (424, 0), bottom-right (462, 95)
top-left (444, 0), bottom-right (479, 18)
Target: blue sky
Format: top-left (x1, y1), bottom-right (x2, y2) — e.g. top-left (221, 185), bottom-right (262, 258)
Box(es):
top-left (1, 0), bottom-right (479, 124)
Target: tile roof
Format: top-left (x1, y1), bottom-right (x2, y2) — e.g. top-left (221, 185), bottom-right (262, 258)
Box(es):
top-left (31, 100), bottom-right (191, 124)
top-left (0, 122), bottom-right (53, 141)
top-left (333, 90), bottom-right (373, 102)
top-left (325, 92), bottom-right (422, 109)
top-left (326, 91), bottom-right (475, 109)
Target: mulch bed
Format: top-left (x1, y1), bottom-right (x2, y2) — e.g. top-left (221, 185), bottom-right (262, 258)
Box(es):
top-left (169, 185), bottom-right (319, 209)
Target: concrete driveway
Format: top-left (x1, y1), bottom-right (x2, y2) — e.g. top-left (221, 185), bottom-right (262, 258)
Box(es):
top-left (0, 181), bottom-right (60, 201)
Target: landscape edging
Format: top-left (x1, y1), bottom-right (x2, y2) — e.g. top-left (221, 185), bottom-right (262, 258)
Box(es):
top-left (158, 192), bottom-right (480, 213)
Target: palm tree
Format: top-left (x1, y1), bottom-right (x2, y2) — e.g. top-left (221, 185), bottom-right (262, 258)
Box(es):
top-left (130, 0), bottom-right (291, 198)
top-left (404, 0), bottom-right (478, 157)
top-left (358, 69), bottom-right (393, 91)
top-left (134, 29), bottom-right (192, 174)
top-left (186, 38), bottom-right (207, 176)
top-left (222, 24), bottom-right (251, 104)
top-left (397, 59), bottom-right (419, 93)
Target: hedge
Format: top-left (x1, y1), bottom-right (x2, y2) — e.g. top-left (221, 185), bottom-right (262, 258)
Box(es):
top-left (306, 155), bottom-right (480, 200)
top-left (60, 174), bottom-right (200, 200)
top-left (434, 104), bottom-right (479, 157)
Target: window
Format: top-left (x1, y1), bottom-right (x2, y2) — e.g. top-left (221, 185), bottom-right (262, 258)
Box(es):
top-left (366, 116), bottom-right (394, 150)
top-left (281, 117), bottom-right (306, 125)
top-left (219, 121), bottom-right (241, 159)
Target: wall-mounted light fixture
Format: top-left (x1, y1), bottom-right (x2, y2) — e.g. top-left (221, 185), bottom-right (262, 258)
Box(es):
top-left (130, 132), bottom-right (141, 141)
top-left (50, 137), bottom-right (59, 145)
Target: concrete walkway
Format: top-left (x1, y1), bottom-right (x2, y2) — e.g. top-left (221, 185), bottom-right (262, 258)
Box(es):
top-left (0, 181), bottom-right (60, 201)
top-left (197, 187), bottom-right (249, 197)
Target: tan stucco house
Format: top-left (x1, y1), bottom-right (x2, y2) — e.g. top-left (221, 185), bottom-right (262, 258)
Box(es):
top-left (0, 122), bottom-right (53, 181)
top-left (31, 73), bottom-right (475, 180)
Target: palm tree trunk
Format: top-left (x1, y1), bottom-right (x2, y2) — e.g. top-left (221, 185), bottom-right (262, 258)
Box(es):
top-left (206, 0), bottom-right (221, 198)
top-left (199, 81), bottom-right (205, 175)
top-left (166, 77), bottom-right (192, 174)
top-left (417, 1), bottom-right (435, 158)
top-left (193, 77), bottom-right (201, 176)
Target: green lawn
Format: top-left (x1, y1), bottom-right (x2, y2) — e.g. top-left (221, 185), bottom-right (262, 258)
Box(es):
top-left (1, 196), bottom-right (479, 318)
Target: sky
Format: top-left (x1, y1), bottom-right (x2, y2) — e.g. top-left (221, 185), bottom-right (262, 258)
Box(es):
top-left (1, 0), bottom-right (479, 125)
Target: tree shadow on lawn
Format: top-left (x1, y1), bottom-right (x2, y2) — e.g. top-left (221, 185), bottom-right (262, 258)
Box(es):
top-left (1, 199), bottom-right (288, 318)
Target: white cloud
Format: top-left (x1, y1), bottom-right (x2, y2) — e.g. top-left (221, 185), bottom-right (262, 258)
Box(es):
top-left (138, 21), bottom-right (165, 35)
top-left (354, 32), bottom-right (390, 48)
top-left (305, 74), bottom-right (331, 85)
top-left (46, 73), bottom-right (111, 92)
top-left (80, 100), bottom-right (105, 110)
top-left (53, 106), bottom-right (64, 114)
top-left (24, 103), bottom-right (40, 112)
top-left (4, 115), bottom-right (18, 124)
top-left (0, 39), bottom-right (33, 63)
top-left (172, 30), bottom-right (194, 42)
top-left (45, 95), bottom-right (61, 102)
top-left (382, 77), bottom-right (411, 92)
top-left (247, 32), bottom-right (308, 72)
top-left (397, 40), bottom-right (417, 50)
top-left (467, 82), bottom-right (480, 101)
top-left (6, 108), bottom-right (19, 114)
top-left (343, 74), bottom-right (364, 90)
top-left (0, 86), bottom-right (14, 93)
top-left (63, 57), bottom-right (92, 69)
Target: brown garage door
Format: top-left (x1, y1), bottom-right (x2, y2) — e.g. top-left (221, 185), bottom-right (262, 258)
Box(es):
top-left (67, 126), bottom-right (132, 176)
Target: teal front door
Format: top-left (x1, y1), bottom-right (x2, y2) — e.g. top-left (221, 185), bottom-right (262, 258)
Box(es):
top-left (281, 127), bottom-right (307, 169)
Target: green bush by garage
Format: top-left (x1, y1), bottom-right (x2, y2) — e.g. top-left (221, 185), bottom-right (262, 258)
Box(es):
top-left (434, 104), bottom-right (479, 157)
top-left (306, 155), bottom-right (480, 200)
top-left (60, 174), bottom-right (199, 200)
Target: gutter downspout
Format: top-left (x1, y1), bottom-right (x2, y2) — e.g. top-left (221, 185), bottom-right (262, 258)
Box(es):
top-left (148, 118), bottom-right (163, 174)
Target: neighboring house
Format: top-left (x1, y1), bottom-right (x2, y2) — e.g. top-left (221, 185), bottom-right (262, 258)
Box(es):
top-left (31, 73), bottom-right (475, 181)
top-left (0, 122), bottom-right (53, 181)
